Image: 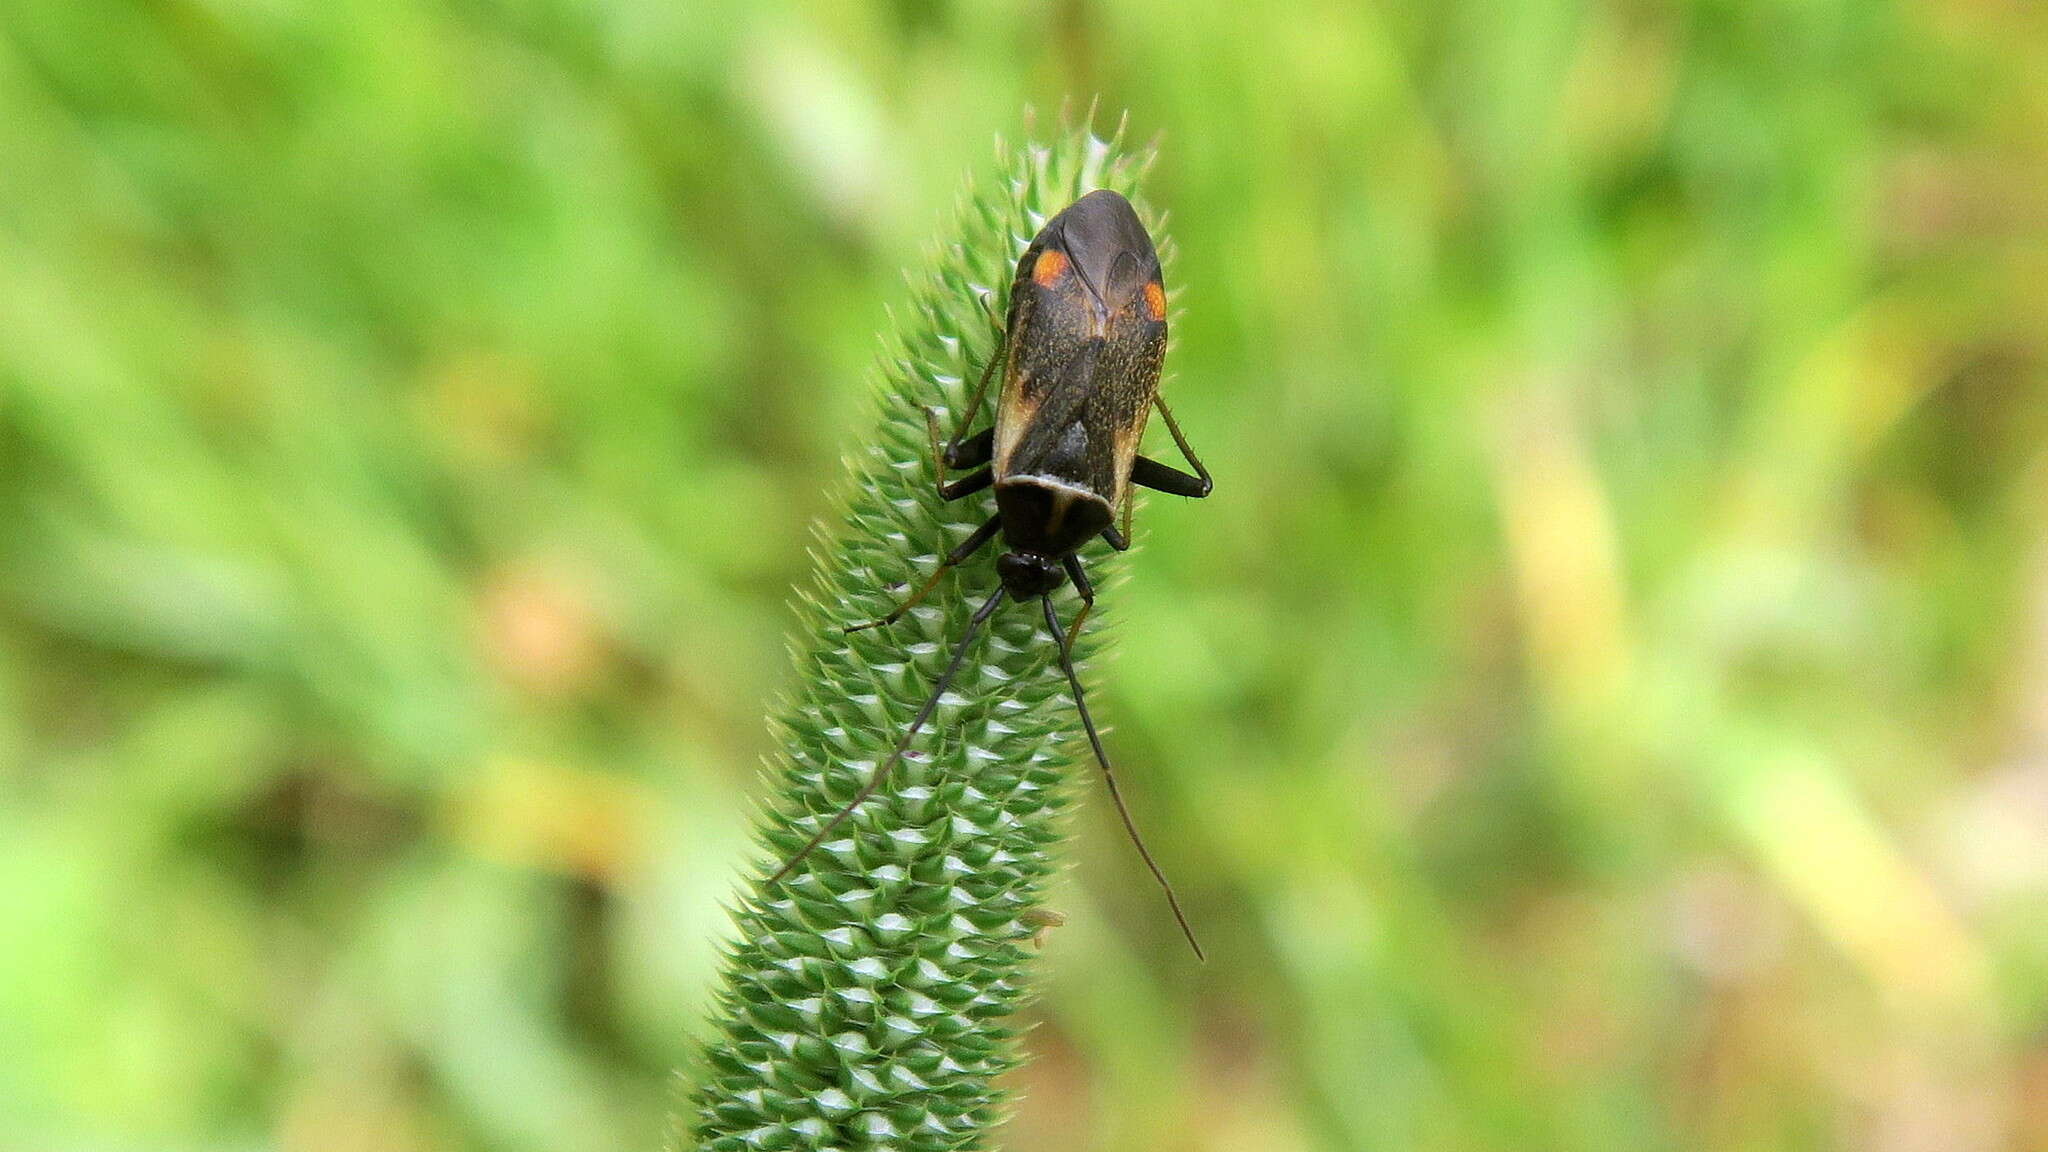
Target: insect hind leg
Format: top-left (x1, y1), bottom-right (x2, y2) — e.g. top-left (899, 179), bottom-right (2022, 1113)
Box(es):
top-left (1130, 396), bottom-right (1213, 498)
top-left (936, 319), bottom-right (1005, 464)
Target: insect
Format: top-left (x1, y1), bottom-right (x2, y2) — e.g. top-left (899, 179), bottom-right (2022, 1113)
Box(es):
top-left (770, 189), bottom-right (1213, 958)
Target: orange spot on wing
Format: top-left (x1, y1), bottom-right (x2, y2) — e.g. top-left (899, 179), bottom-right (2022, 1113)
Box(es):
top-left (1032, 248), bottom-right (1069, 287)
top-left (1143, 280), bottom-right (1167, 321)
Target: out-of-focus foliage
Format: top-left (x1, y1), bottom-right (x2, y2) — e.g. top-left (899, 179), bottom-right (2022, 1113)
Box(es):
top-left (1, 2), bottom-right (2045, 1151)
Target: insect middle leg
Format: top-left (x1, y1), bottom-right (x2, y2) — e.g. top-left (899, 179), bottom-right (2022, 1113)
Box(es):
top-left (844, 513), bottom-right (1002, 634)
top-left (1098, 485), bottom-right (1136, 552)
top-left (925, 409), bottom-right (993, 500)
top-left (1101, 519), bottom-right (1130, 552)
top-left (1101, 397), bottom-right (1210, 553)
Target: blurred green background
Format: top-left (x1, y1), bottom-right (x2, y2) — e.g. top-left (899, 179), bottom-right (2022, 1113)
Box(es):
top-left (4, 1), bottom-right (2047, 1150)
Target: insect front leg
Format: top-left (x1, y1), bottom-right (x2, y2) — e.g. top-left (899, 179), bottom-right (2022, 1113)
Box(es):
top-left (774, 584), bottom-right (1010, 883)
top-left (1059, 555), bottom-right (1095, 660)
top-left (844, 514), bottom-right (1002, 634)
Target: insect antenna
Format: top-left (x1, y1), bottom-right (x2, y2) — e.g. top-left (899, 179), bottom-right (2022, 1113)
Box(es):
top-left (769, 583), bottom-right (1010, 885)
top-left (1040, 595), bottom-right (1206, 960)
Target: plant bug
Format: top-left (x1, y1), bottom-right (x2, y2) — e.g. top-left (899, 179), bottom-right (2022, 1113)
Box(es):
top-left (771, 189), bottom-right (1213, 959)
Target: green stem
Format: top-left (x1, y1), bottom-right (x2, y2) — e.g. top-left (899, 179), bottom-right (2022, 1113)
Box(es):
top-left (686, 122), bottom-right (1162, 1151)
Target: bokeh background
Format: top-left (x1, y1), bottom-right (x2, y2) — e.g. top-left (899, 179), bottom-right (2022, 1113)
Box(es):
top-left (4, 1), bottom-right (2047, 1150)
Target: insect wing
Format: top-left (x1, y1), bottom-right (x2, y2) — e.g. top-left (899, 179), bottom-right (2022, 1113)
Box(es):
top-left (1089, 253), bottom-right (1168, 506)
top-left (994, 212), bottom-right (1167, 505)
top-left (995, 232), bottom-right (1097, 477)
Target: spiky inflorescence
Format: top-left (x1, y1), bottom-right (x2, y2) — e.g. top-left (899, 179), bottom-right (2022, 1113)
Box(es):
top-left (687, 123), bottom-right (1166, 1151)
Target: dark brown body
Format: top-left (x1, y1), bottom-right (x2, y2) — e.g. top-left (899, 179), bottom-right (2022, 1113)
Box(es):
top-left (993, 189), bottom-right (1169, 562)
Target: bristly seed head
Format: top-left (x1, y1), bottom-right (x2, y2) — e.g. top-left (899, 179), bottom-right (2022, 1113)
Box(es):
top-left (689, 119), bottom-right (1162, 1152)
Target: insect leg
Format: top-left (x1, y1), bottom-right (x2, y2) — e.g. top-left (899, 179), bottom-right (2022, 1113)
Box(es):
top-left (941, 424), bottom-right (995, 472)
top-left (939, 467), bottom-right (993, 501)
top-left (845, 514), bottom-right (1001, 634)
top-left (941, 326), bottom-right (1006, 464)
top-left (1040, 594), bottom-right (1205, 960)
top-left (1131, 456), bottom-right (1208, 498)
top-left (1131, 396), bottom-right (1214, 497)
top-left (1058, 555), bottom-right (1094, 661)
top-left (1101, 491), bottom-right (1133, 553)
top-left (771, 584), bottom-right (1009, 884)
top-left (923, 408), bottom-right (994, 499)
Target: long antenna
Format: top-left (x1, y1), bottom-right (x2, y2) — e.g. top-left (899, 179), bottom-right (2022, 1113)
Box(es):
top-left (769, 584), bottom-right (1010, 885)
top-left (1041, 595), bottom-right (1205, 960)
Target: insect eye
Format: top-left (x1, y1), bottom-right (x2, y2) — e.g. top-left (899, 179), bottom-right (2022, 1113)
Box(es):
top-left (1031, 248), bottom-right (1069, 287)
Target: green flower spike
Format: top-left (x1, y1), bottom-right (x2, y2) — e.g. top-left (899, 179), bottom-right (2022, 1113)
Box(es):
top-left (685, 121), bottom-right (1167, 1151)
